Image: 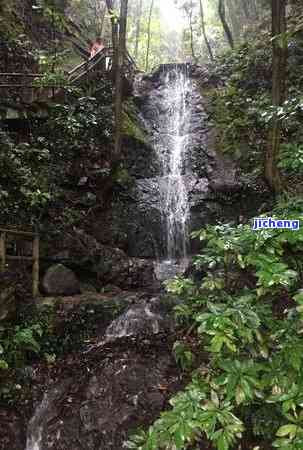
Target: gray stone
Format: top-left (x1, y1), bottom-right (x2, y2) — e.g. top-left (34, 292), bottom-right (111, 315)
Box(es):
top-left (42, 264), bottom-right (80, 296)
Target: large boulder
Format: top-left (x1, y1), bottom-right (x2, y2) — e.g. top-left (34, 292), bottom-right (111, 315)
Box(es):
top-left (42, 264), bottom-right (80, 296)
top-left (0, 271), bottom-right (16, 321)
top-left (45, 230), bottom-right (156, 290)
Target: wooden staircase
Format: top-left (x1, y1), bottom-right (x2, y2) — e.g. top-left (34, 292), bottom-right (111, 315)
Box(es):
top-left (0, 48), bottom-right (138, 97)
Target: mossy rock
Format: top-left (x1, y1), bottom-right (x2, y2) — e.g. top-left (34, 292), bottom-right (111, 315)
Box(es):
top-left (122, 101), bottom-right (147, 144)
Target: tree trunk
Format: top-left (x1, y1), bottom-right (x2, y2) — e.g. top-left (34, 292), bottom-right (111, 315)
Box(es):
top-left (106, 0), bottom-right (119, 73)
top-left (218, 0), bottom-right (234, 48)
top-left (251, 0), bottom-right (259, 20)
top-left (106, 0), bottom-right (129, 162)
top-left (99, 4), bottom-right (107, 37)
top-left (145, 0), bottom-right (154, 71)
top-left (114, 0), bottom-right (128, 161)
top-left (188, 4), bottom-right (197, 62)
top-left (226, 0), bottom-right (241, 43)
top-left (265, 0), bottom-right (287, 192)
top-left (241, 0), bottom-right (250, 19)
top-left (134, 0), bottom-right (143, 60)
top-left (199, 0), bottom-right (213, 60)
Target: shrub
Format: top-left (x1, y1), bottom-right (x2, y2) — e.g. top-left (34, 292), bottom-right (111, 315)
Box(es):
top-left (126, 201), bottom-right (303, 450)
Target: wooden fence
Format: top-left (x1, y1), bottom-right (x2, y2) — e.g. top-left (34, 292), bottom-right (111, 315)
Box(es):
top-left (0, 47), bottom-right (138, 92)
top-left (0, 228), bottom-right (39, 297)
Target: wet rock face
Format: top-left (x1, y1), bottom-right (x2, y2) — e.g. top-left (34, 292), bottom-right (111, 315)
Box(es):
top-left (122, 136), bottom-right (160, 179)
top-left (92, 180), bottom-right (165, 259)
top-left (0, 408), bottom-right (25, 450)
top-left (105, 297), bottom-right (174, 339)
top-left (26, 337), bottom-right (181, 450)
top-left (44, 230), bottom-right (157, 290)
top-left (24, 296), bottom-right (179, 450)
top-left (92, 64), bottom-right (261, 260)
top-left (41, 64), bottom-right (269, 286)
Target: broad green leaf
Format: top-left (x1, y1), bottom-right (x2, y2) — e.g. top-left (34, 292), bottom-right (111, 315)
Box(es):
top-left (235, 386), bottom-right (245, 405)
top-left (276, 424), bottom-right (298, 438)
top-left (0, 359), bottom-right (8, 369)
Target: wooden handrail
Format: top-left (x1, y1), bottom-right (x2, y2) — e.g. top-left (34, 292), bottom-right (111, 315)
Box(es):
top-left (68, 47), bottom-right (113, 77)
top-left (0, 46), bottom-right (137, 94)
top-left (68, 49), bottom-right (114, 84)
top-left (0, 73), bottom-right (43, 77)
top-left (0, 228), bottom-right (40, 297)
top-left (67, 59), bottom-right (90, 77)
top-left (0, 227), bottom-right (36, 237)
top-left (69, 54), bottom-right (104, 80)
top-left (0, 84), bottom-right (67, 88)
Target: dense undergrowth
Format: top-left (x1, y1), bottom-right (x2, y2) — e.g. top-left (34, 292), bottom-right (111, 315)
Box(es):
top-left (0, 81), bottom-right (114, 228)
top-left (127, 197), bottom-right (303, 450)
top-left (207, 24), bottom-right (303, 188)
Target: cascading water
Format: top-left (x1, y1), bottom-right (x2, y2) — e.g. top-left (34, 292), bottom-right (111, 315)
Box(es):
top-left (25, 388), bottom-right (62, 450)
top-left (153, 65), bottom-right (192, 278)
top-left (161, 68), bottom-right (191, 259)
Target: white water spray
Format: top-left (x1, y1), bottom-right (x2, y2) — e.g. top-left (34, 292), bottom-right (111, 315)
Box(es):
top-left (26, 393), bottom-right (48, 450)
top-left (156, 66), bottom-right (191, 261)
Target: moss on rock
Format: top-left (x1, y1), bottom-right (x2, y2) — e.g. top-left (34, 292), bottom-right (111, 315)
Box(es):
top-left (122, 100), bottom-right (147, 144)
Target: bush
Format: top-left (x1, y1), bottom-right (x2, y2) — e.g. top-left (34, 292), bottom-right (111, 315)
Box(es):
top-left (126, 201), bottom-right (303, 450)
top-left (0, 131), bottom-right (51, 224)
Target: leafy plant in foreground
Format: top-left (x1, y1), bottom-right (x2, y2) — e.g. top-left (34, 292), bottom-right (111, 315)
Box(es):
top-left (126, 202), bottom-right (303, 450)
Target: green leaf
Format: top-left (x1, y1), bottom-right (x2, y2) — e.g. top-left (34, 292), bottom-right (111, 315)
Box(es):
top-left (276, 424), bottom-right (298, 438)
top-left (217, 432), bottom-right (229, 450)
top-left (211, 390), bottom-right (220, 407)
top-left (174, 428), bottom-right (185, 448)
top-left (0, 359), bottom-right (8, 369)
top-left (235, 386), bottom-right (246, 405)
top-left (237, 253), bottom-right (245, 269)
top-left (294, 292), bottom-right (303, 304)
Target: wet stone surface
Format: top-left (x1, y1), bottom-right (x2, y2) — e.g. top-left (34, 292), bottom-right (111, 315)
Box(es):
top-left (25, 334), bottom-right (183, 450)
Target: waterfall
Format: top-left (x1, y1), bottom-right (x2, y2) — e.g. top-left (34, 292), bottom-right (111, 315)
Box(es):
top-left (26, 385), bottom-right (67, 450)
top-left (25, 392), bottom-right (49, 450)
top-left (154, 65), bottom-right (191, 263)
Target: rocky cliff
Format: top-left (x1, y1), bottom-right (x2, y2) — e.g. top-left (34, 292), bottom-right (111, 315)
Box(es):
top-left (87, 64), bottom-right (268, 261)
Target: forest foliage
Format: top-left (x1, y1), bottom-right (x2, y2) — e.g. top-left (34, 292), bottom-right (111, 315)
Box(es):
top-left (1, 1), bottom-right (303, 450)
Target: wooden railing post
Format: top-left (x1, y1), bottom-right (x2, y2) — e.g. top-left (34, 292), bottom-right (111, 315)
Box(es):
top-left (0, 227), bottom-right (40, 297)
top-left (0, 232), bottom-right (6, 272)
top-left (32, 235), bottom-right (40, 297)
